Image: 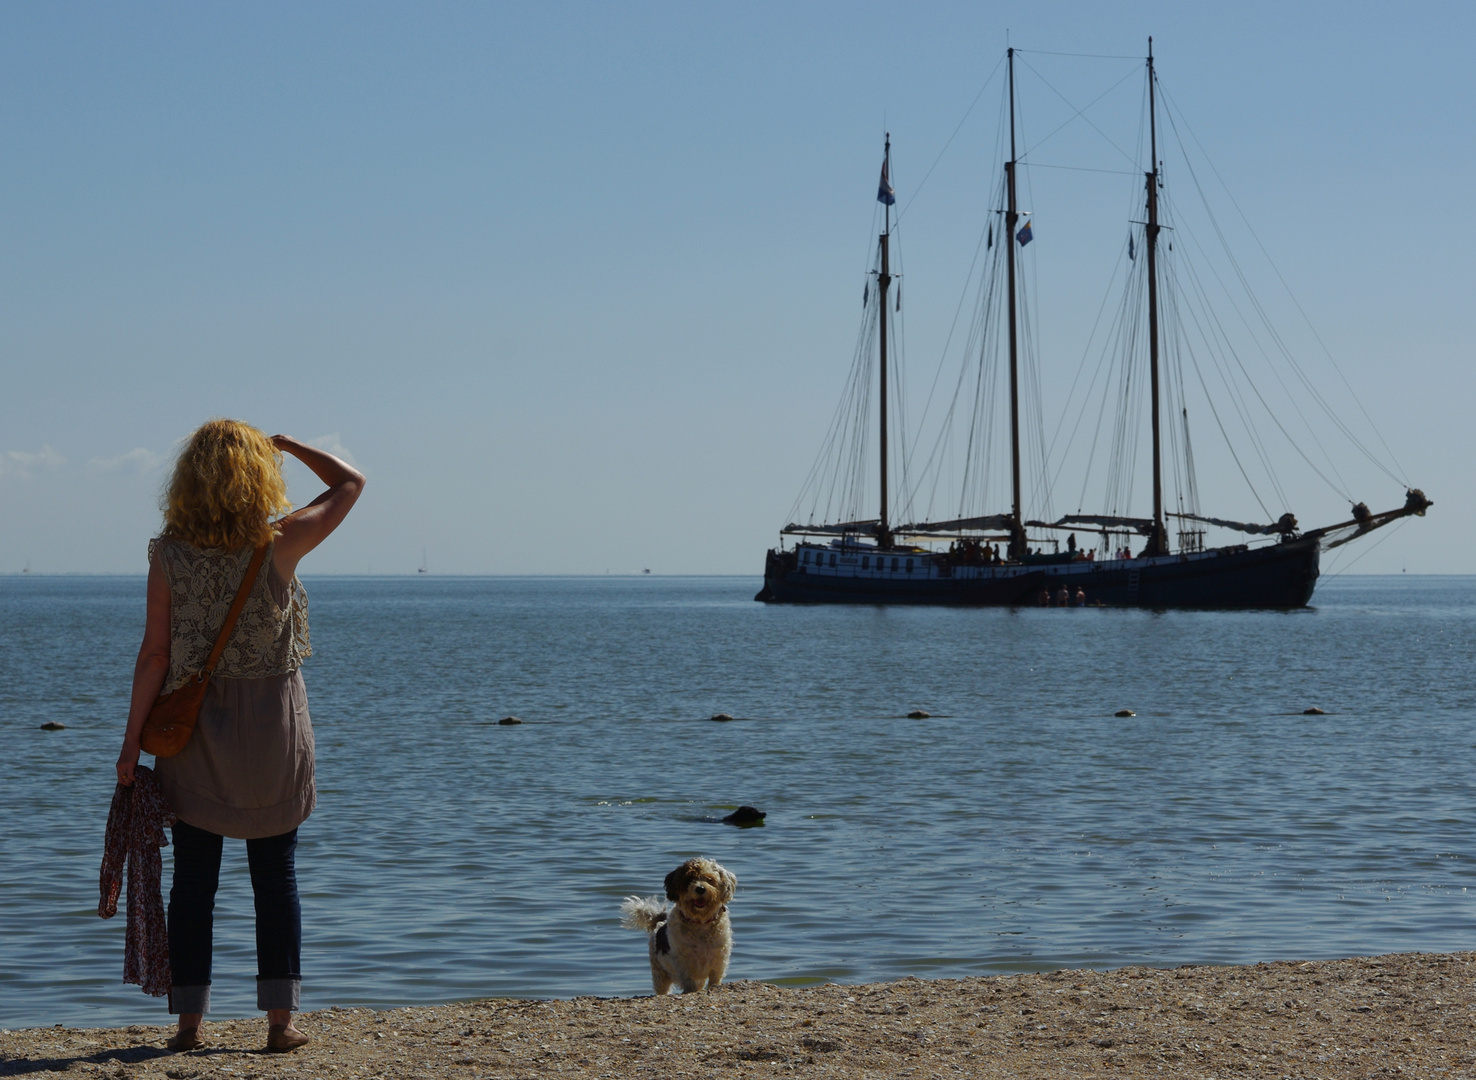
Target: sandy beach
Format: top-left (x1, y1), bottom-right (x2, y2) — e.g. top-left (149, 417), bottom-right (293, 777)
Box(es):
top-left (3, 951), bottom-right (1472, 1078)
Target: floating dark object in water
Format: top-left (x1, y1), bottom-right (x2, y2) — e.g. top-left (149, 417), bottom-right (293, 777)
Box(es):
top-left (39, 721), bottom-right (66, 731)
top-left (722, 806), bottom-right (766, 827)
top-left (1115, 709), bottom-right (1136, 718)
top-left (498, 716), bottom-right (523, 725)
top-left (907, 710), bottom-right (930, 719)
top-left (710, 713), bottom-right (734, 722)
top-left (1303, 706), bottom-right (1326, 715)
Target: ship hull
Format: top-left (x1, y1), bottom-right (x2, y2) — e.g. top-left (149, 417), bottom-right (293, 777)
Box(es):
top-left (757, 537), bottom-right (1320, 609)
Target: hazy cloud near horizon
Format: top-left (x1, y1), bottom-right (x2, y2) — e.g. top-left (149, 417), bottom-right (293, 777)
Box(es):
top-left (89, 447), bottom-right (166, 473)
top-left (0, 446), bottom-right (66, 479)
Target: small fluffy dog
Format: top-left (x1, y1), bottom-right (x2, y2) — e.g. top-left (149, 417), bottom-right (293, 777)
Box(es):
top-left (620, 858), bottom-right (736, 994)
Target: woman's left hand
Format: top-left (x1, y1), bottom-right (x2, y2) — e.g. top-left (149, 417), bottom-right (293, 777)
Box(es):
top-left (116, 738), bottom-right (140, 786)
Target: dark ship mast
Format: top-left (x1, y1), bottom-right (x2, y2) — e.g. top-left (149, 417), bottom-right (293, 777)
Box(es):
top-left (877, 135), bottom-right (893, 548)
top-left (1143, 37), bottom-right (1170, 557)
top-left (1004, 47), bottom-right (1027, 560)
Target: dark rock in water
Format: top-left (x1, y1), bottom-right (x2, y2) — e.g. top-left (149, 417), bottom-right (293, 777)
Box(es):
top-left (710, 713), bottom-right (735, 722)
top-left (498, 716), bottom-right (523, 725)
top-left (907, 710), bottom-right (930, 719)
top-left (1303, 706), bottom-right (1326, 715)
top-left (39, 721), bottom-right (66, 731)
top-left (1114, 709), bottom-right (1136, 718)
top-left (722, 806), bottom-right (766, 827)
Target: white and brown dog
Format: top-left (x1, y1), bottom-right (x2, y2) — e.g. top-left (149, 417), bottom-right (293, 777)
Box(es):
top-left (620, 858), bottom-right (736, 994)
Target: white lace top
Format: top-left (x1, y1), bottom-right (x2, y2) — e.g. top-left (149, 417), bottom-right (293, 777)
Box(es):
top-left (150, 537), bottom-right (311, 694)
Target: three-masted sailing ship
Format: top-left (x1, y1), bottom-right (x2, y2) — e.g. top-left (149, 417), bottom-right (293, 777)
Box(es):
top-left (757, 42), bottom-right (1429, 607)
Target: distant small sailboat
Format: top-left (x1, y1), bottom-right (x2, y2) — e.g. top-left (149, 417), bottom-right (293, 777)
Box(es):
top-left (418, 548), bottom-right (428, 574)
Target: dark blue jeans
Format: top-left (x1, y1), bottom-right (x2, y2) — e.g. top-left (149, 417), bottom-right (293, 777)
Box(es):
top-left (168, 820), bottom-right (302, 1015)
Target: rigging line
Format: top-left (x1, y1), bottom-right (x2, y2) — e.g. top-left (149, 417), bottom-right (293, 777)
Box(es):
top-left (1044, 233), bottom-right (1129, 485)
top-left (958, 238), bottom-right (1008, 516)
top-left (1021, 162), bottom-right (1141, 176)
top-left (1322, 517), bottom-right (1407, 580)
top-left (922, 231), bottom-right (996, 506)
top-left (896, 53), bottom-right (1006, 224)
top-left (1157, 160), bottom-right (1355, 498)
top-left (1017, 107), bottom-right (1056, 520)
top-left (1080, 261), bottom-right (1128, 511)
top-left (888, 220), bottom-right (911, 516)
top-left (1015, 48), bottom-right (1146, 60)
top-left (907, 97), bottom-right (1009, 479)
top-left (1173, 263), bottom-right (1278, 517)
top-left (1161, 270), bottom-right (1198, 519)
top-left (1108, 270), bottom-right (1145, 515)
top-left (1015, 55), bottom-right (1140, 169)
top-left (1165, 186), bottom-right (1349, 503)
top-left (788, 326), bottom-right (862, 525)
top-left (796, 276), bottom-right (882, 525)
top-left (1157, 83), bottom-right (1408, 486)
top-left (1155, 167), bottom-right (1310, 503)
top-left (1068, 276), bottom-right (1132, 512)
top-left (1171, 239), bottom-right (1292, 511)
top-left (907, 212), bottom-right (992, 467)
top-left (909, 169), bottom-right (1006, 486)
top-left (1158, 84), bottom-right (1407, 486)
top-left (1162, 186), bottom-right (1352, 500)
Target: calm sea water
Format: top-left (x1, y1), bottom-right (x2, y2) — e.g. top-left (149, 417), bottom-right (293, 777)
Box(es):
top-left (2, 573), bottom-right (1474, 1030)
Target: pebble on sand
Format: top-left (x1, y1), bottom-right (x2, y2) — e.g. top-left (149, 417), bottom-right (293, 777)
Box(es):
top-left (710, 713), bottom-right (734, 722)
top-left (497, 716), bottom-right (523, 725)
top-left (1114, 709), bottom-right (1136, 717)
top-left (1303, 706), bottom-right (1326, 715)
top-left (39, 721), bottom-right (66, 730)
top-left (907, 710), bottom-right (930, 719)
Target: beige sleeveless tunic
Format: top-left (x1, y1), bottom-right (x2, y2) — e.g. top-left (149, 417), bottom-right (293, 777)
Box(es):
top-left (149, 538), bottom-right (316, 840)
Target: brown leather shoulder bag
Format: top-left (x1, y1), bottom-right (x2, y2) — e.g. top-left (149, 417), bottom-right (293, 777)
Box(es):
top-left (140, 544), bottom-right (269, 758)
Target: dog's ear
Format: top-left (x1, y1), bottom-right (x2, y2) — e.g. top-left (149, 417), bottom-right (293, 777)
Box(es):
top-left (719, 866), bottom-right (737, 903)
top-left (664, 862), bottom-right (693, 902)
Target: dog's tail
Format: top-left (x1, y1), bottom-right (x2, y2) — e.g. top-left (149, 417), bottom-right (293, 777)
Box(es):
top-left (619, 895), bottom-right (669, 933)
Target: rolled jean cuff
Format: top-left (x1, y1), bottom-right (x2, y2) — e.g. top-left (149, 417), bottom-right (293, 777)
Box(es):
top-left (169, 985), bottom-right (211, 1015)
top-left (257, 977), bottom-right (301, 1011)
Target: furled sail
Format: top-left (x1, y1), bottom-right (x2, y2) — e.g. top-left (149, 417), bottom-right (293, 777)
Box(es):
top-left (894, 514), bottom-right (1015, 535)
top-left (780, 519), bottom-right (880, 537)
top-left (1169, 512), bottom-right (1298, 536)
top-left (1053, 514), bottom-right (1157, 536)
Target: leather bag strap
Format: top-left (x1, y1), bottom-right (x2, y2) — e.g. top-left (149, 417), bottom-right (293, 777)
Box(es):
top-left (199, 544), bottom-right (270, 679)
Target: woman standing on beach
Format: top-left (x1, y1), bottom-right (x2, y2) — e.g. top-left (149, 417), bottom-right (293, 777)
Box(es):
top-left (115, 420), bottom-right (364, 1053)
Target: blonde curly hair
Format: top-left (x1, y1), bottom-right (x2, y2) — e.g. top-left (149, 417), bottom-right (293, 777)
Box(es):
top-left (162, 419), bottom-right (291, 550)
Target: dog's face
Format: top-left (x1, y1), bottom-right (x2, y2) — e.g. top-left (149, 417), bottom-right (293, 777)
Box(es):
top-left (663, 858), bottom-right (735, 923)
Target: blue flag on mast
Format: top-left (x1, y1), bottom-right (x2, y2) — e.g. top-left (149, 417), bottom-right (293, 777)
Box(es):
top-left (877, 157), bottom-right (895, 206)
top-left (1016, 219), bottom-right (1033, 247)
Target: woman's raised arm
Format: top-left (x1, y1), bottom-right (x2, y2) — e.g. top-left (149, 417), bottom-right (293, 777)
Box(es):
top-left (270, 435), bottom-right (366, 583)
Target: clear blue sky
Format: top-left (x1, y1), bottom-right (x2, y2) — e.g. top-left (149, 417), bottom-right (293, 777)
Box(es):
top-left (1, 1), bottom-right (1470, 574)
